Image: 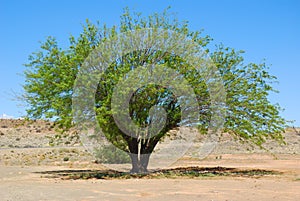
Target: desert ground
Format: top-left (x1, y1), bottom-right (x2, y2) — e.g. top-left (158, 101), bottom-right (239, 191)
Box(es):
top-left (0, 119), bottom-right (299, 201)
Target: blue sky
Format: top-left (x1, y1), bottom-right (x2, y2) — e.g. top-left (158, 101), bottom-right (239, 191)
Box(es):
top-left (0, 0), bottom-right (299, 126)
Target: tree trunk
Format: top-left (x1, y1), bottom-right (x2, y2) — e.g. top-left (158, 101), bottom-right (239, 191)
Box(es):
top-left (126, 136), bottom-right (160, 174)
top-left (127, 137), bottom-right (140, 173)
top-left (129, 153), bottom-right (140, 173)
top-left (127, 138), bottom-right (151, 174)
top-left (128, 153), bottom-right (151, 173)
top-left (139, 153), bottom-right (150, 172)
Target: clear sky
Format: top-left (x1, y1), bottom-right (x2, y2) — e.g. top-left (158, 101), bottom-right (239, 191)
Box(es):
top-left (0, 0), bottom-right (299, 126)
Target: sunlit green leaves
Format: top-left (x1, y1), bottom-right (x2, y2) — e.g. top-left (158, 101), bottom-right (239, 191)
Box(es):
top-left (23, 7), bottom-right (288, 150)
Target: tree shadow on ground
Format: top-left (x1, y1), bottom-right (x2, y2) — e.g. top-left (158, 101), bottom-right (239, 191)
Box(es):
top-left (35, 166), bottom-right (281, 180)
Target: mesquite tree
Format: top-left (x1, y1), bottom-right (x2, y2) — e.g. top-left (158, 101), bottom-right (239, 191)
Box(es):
top-left (23, 8), bottom-right (287, 173)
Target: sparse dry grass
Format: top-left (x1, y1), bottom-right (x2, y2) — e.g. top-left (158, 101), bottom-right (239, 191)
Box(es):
top-left (37, 166), bottom-right (281, 180)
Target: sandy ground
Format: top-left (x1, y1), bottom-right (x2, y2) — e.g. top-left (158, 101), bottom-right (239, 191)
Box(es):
top-left (0, 120), bottom-right (299, 201)
top-left (0, 154), bottom-right (299, 201)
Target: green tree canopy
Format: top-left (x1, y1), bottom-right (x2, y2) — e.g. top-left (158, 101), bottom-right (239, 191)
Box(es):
top-left (23, 8), bottom-right (287, 173)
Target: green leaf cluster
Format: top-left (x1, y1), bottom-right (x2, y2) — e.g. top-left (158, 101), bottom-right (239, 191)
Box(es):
top-left (23, 7), bottom-right (288, 151)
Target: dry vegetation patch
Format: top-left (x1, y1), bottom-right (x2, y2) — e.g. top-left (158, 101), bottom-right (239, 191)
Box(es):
top-left (36, 166), bottom-right (281, 180)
